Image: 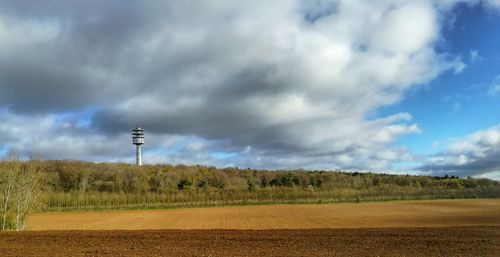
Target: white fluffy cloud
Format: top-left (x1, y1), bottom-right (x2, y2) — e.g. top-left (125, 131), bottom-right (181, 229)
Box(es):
top-left (418, 125), bottom-right (500, 177)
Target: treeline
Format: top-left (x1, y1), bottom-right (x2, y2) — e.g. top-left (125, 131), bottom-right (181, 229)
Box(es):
top-left (3, 160), bottom-right (500, 212)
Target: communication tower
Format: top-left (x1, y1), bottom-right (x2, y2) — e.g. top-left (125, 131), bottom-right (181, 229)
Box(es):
top-left (132, 125), bottom-right (144, 166)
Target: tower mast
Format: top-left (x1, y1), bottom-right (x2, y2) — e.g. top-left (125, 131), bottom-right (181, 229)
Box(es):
top-left (132, 125), bottom-right (144, 166)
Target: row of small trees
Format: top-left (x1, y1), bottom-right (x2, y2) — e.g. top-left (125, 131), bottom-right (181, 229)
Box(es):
top-left (31, 160), bottom-right (500, 211)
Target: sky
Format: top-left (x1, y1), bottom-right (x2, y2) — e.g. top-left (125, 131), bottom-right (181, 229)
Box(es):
top-left (0, 0), bottom-right (499, 179)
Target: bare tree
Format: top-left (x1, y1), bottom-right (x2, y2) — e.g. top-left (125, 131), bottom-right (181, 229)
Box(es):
top-left (0, 159), bottom-right (20, 230)
top-left (0, 158), bottom-right (43, 230)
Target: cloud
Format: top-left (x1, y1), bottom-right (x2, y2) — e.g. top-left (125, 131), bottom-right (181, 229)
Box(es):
top-left (0, 0), bottom-right (497, 172)
top-left (488, 76), bottom-right (500, 96)
top-left (485, 0), bottom-right (500, 8)
top-left (417, 125), bottom-right (500, 177)
top-left (453, 61), bottom-right (466, 73)
top-left (469, 50), bottom-right (482, 63)
top-left (0, 108), bottom-right (233, 166)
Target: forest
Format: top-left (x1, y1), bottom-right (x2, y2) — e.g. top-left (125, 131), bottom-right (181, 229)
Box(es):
top-left (2, 159), bottom-right (499, 215)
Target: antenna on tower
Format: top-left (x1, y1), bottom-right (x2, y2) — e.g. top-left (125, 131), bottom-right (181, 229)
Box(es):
top-left (132, 125), bottom-right (144, 166)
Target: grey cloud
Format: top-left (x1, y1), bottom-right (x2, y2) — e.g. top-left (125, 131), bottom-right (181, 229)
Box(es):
top-left (0, 59), bottom-right (96, 112)
top-left (0, 0), bottom-right (153, 113)
top-left (419, 153), bottom-right (500, 177)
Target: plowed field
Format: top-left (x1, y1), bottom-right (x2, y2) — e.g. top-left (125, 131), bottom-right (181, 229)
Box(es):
top-left (1, 227), bottom-right (498, 257)
top-left (27, 199), bottom-right (500, 230)
top-left (1, 199), bottom-right (498, 256)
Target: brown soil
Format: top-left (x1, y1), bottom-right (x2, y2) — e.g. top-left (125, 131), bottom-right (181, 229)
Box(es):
top-left (27, 199), bottom-right (500, 230)
top-left (1, 227), bottom-right (498, 257)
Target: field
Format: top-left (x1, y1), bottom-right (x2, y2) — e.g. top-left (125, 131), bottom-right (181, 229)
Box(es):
top-left (1, 227), bottom-right (498, 257)
top-left (27, 199), bottom-right (500, 230)
top-left (1, 199), bottom-right (499, 256)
